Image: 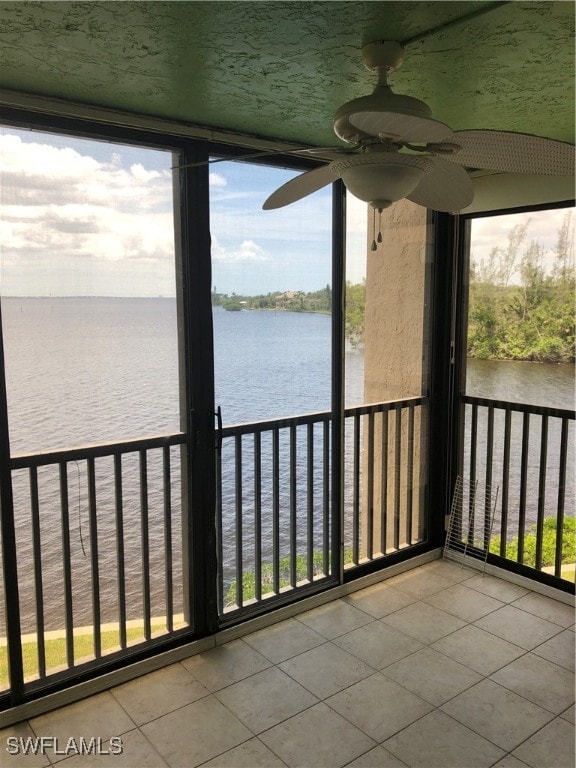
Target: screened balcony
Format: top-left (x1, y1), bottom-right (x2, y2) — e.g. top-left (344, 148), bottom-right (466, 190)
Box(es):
top-left (0, 119), bottom-right (574, 733)
top-left (0, 4), bottom-right (574, 765)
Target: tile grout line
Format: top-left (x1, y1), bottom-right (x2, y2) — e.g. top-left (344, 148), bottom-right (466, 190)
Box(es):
top-left (6, 566), bottom-right (573, 768)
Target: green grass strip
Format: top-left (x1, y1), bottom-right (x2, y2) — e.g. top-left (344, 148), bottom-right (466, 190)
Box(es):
top-left (0, 625), bottom-right (164, 689)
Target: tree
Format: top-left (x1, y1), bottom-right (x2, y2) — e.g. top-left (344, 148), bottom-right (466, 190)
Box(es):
top-left (345, 281), bottom-right (366, 347)
top-left (553, 211), bottom-right (575, 285)
top-left (474, 220), bottom-right (530, 287)
top-left (468, 216), bottom-right (575, 362)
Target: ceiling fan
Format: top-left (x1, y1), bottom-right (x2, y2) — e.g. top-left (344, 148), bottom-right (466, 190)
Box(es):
top-left (262, 41), bottom-right (575, 214)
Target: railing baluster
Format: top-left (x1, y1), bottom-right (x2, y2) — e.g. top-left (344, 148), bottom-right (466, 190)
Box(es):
top-left (139, 450), bottom-right (151, 640)
top-left (289, 423), bottom-right (297, 588)
top-left (468, 403), bottom-right (478, 546)
top-left (234, 435), bottom-right (243, 607)
top-left (323, 419), bottom-right (330, 576)
top-left (517, 412), bottom-right (530, 564)
top-left (406, 405), bottom-right (414, 547)
top-left (367, 412), bottom-right (374, 560)
top-left (29, 467), bottom-right (45, 678)
top-left (307, 422), bottom-right (314, 582)
top-left (216, 437), bottom-right (224, 612)
top-left (366, 411), bottom-right (374, 560)
top-left (484, 406), bottom-right (495, 550)
top-left (59, 462), bottom-right (74, 667)
top-left (163, 446), bottom-right (173, 634)
top-left (272, 427), bottom-right (280, 594)
top-left (380, 409), bottom-right (389, 555)
top-left (114, 454), bottom-right (127, 648)
top-left (352, 413), bottom-right (361, 564)
top-left (555, 418), bottom-right (569, 577)
top-left (501, 409), bottom-right (511, 558)
top-left (535, 415), bottom-right (549, 571)
top-left (254, 433), bottom-right (262, 602)
top-left (87, 457), bottom-right (101, 658)
top-left (394, 405), bottom-right (402, 551)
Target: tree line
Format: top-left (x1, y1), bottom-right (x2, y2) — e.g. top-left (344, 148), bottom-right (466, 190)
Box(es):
top-left (212, 211), bottom-right (575, 363)
top-left (212, 285), bottom-right (332, 314)
top-left (468, 212), bottom-right (574, 362)
top-left (212, 282), bottom-right (367, 345)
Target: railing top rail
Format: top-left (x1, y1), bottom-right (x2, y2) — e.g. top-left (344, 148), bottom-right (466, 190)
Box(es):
top-left (11, 432), bottom-right (187, 469)
top-left (221, 396), bottom-right (428, 438)
top-left (12, 394), bottom-right (430, 466)
top-left (222, 410), bottom-right (332, 437)
top-left (462, 394), bottom-right (575, 420)
top-left (344, 396), bottom-right (426, 418)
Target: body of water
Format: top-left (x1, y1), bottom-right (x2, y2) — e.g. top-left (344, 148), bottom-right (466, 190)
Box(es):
top-left (466, 356), bottom-right (575, 411)
top-left (0, 297), bottom-right (573, 631)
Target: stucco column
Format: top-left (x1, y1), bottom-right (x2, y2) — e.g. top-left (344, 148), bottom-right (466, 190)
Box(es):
top-left (361, 199), bottom-right (432, 556)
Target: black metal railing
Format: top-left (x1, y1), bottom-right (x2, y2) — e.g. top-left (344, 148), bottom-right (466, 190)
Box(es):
top-left (1, 433), bottom-right (187, 694)
top-left (460, 396), bottom-right (575, 580)
top-left (1, 394), bottom-right (429, 699)
top-left (217, 411), bottom-right (333, 614)
top-left (5, 390), bottom-right (570, 704)
top-left (343, 397), bottom-right (427, 569)
top-left (217, 396), bottom-right (428, 616)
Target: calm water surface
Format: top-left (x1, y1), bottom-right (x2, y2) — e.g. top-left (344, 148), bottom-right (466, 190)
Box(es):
top-left (466, 357), bottom-right (574, 410)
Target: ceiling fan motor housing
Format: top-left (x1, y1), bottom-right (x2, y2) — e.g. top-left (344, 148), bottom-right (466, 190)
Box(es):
top-left (333, 86), bottom-right (435, 142)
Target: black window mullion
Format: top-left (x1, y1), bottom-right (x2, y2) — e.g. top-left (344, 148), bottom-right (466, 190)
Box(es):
top-left (0, 300), bottom-right (24, 706)
top-left (332, 180), bottom-right (346, 583)
top-left (176, 141), bottom-right (218, 635)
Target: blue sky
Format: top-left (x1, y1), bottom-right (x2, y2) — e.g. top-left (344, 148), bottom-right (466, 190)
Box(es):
top-left (0, 127), bottom-right (368, 297)
top-left (210, 160), bottom-right (332, 295)
top-left (0, 126), bottom-right (572, 297)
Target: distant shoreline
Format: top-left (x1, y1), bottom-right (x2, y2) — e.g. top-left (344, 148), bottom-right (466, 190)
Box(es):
top-left (220, 305), bottom-right (331, 316)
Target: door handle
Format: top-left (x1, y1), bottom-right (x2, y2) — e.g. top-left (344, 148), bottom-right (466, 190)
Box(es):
top-left (215, 405), bottom-right (223, 452)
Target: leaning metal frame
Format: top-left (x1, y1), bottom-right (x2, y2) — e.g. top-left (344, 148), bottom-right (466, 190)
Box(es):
top-left (444, 475), bottom-right (499, 574)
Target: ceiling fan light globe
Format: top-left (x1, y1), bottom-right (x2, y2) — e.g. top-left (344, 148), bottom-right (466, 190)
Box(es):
top-left (330, 154), bottom-right (434, 208)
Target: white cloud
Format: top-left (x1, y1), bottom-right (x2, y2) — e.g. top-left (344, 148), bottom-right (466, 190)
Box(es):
top-left (0, 133), bottom-right (176, 293)
top-left (211, 236), bottom-right (270, 263)
top-left (0, 134), bottom-right (172, 208)
top-left (129, 163), bottom-right (164, 183)
top-left (470, 208), bottom-right (575, 281)
top-left (209, 171), bottom-right (227, 187)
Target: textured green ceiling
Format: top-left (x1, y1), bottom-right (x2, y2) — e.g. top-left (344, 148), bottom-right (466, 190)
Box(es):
top-left (0, 1), bottom-right (574, 149)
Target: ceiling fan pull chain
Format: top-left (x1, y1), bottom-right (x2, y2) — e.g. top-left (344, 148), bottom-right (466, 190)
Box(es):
top-left (377, 208), bottom-right (383, 243)
top-left (371, 206), bottom-right (378, 250)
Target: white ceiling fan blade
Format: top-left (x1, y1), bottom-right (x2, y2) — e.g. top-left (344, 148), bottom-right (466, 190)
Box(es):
top-left (262, 165), bottom-right (337, 209)
top-left (439, 130), bottom-right (575, 175)
top-left (349, 111), bottom-right (453, 144)
top-left (406, 157), bottom-right (474, 212)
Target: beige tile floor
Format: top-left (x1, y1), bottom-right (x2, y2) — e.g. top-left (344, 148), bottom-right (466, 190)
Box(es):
top-left (2, 560), bottom-right (574, 768)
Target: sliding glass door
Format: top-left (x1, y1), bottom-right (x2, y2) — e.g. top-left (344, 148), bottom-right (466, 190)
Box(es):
top-left (0, 124), bottom-right (202, 699)
top-left (209, 158), bottom-right (336, 616)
